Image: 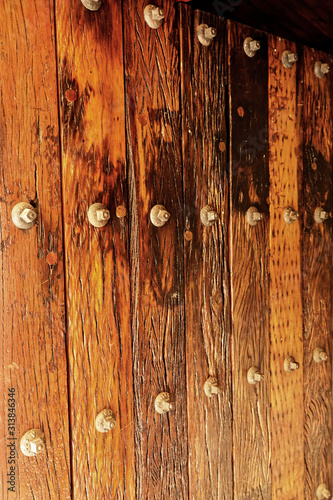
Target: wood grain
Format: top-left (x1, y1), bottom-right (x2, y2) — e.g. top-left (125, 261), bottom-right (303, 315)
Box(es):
top-left (268, 35), bottom-right (304, 500)
top-left (227, 21), bottom-right (271, 500)
top-left (55, 0), bottom-right (134, 497)
top-left (179, 5), bottom-right (232, 499)
top-left (123, 1), bottom-right (188, 498)
top-left (302, 47), bottom-right (333, 499)
top-left (0, 1), bottom-right (71, 498)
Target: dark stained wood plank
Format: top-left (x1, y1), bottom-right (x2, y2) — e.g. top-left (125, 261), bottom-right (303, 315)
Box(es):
top-left (55, 0), bottom-right (135, 497)
top-left (302, 47), bottom-right (333, 499)
top-left (268, 35), bottom-right (304, 500)
top-left (179, 5), bottom-right (232, 499)
top-left (123, 1), bottom-right (188, 498)
top-left (227, 20), bottom-right (271, 500)
top-left (192, 0), bottom-right (333, 53)
top-left (0, 1), bottom-right (71, 498)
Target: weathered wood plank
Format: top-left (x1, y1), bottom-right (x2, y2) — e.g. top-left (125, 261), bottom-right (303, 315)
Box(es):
top-left (0, 1), bottom-right (71, 498)
top-left (302, 47), bottom-right (333, 499)
top-left (55, 0), bottom-right (134, 497)
top-left (179, 5), bottom-right (232, 499)
top-left (123, 1), bottom-right (188, 498)
top-left (268, 35), bottom-right (304, 500)
top-left (227, 21), bottom-right (271, 500)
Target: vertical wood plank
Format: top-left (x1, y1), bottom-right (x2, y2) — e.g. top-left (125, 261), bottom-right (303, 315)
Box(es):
top-left (268, 35), bottom-right (304, 500)
top-left (0, 1), bottom-right (71, 498)
top-left (123, 1), bottom-right (188, 498)
top-left (302, 47), bottom-right (333, 499)
top-left (55, 0), bottom-right (135, 497)
top-left (227, 21), bottom-right (271, 500)
top-left (179, 6), bottom-right (232, 499)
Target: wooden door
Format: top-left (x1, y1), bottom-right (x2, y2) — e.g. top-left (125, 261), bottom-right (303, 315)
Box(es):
top-left (0, 1), bottom-right (332, 499)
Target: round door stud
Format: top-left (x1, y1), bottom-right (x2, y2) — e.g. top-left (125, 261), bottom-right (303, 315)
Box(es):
top-left (200, 205), bottom-right (219, 226)
top-left (154, 392), bottom-right (174, 414)
top-left (313, 347), bottom-right (328, 364)
top-left (144, 4), bottom-right (165, 29)
top-left (11, 202), bottom-right (37, 230)
top-left (314, 207), bottom-right (330, 224)
top-left (283, 207), bottom-right (299, 224)
top-left (197, 24), bottom-right (217, 46)
top-left (282, 50), bottom-right (298, 69)
top-left (247, 366), bottom-right (264, 385)
top-left (150, 205), bottom-right (170, 227)
top-left (88, 203), bottom-right (110, 228)
top-left (80, 0), bottom-right (101, 11)
top-left (246, 206), bottom-right (263, 226)
top-left (95, 409), bottom-right (116, 433)
top-left (20, 429), bottom-right (45, 457)
top-left (316, 483), bottom-right (331, 499)
top-left (284, 356), bottom-right (299, 373)
top-left (315, 62), bottom-right (330, 79)
top-left (116, 205), bottom-right (127, 219)
top-left (203, 377), bottom-right (222, 397)
top-left (243, 37), bottom-right (261, 57)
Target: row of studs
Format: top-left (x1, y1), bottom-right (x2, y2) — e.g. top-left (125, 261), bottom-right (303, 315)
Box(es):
top-left (20, 344), bottom-right (328, 452)
top-left (80, 1), bottom-right (330, 79)
top-left (10, 202), bottom-right (332, 230)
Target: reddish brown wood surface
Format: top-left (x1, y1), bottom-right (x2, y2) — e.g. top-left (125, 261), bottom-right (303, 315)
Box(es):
top-left (268, 36), bottom-right (304, 500)
top-left (227, 21), bottom-right (271, 500)
top-left (123, 1), bottom-right (188, 498)
top-left (302, 47), bottom-right (333, 499)
top-left (56, 0), bottom-right (134, 497)
top-left (0, 1), bottom-right (71, 498)
top-left (179, 5), bottom-right (232, 499)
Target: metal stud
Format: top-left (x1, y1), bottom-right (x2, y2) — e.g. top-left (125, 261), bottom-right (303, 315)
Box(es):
top-left (116, 205), bottom-right (127, 219)
top-left (246, 206), bottom-right (263, 226)
top-left (283, 207), bottom-right (299, 224)
top-left (243, 37), bottom-right (261, 57)
top-left (203, 377), bottom-right (222, 397)
top-left (282, 50), bottom-right (298, 69)
top-left (88, 203), bottom-right (110, 228)
top-left (316, 483), bottom-right (331, 499)
top-left (200, 205), bottom-right (219, 226)
top-left (150, 204), bottom-right (170, 227)
top-left (313, 347), bottom-right (328, 364)
top-left (20, 429), bottom-right (45, 457)
top-left (315, 62), bottom-right (330, 79)
top-left (11, 202), bottom-right (37, 229)
top-left (284, 356), bottom-right (299, 373)
top-left (197, 24), bottom-right (217, 46)
top-left (314, 207), bottom-right (330, 224)
top-left (80, 0), bottom-right (101, 11)
top-left (154, 392), bottom-right (174, 414)
top-left (95, 409), bottom-right (116, 433)
top-left (247, 366), bottom-right (264, 385)
top-left (144, 4), bottom-right (165, 29)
